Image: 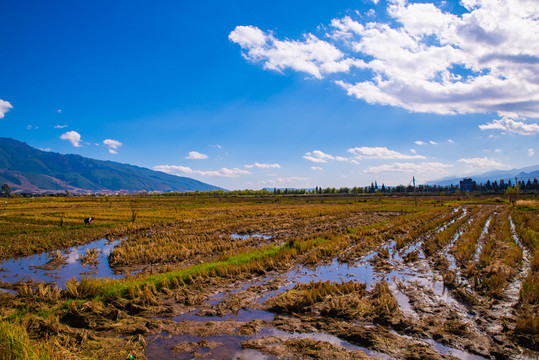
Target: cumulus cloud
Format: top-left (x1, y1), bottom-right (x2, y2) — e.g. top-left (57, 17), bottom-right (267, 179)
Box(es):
top-left (364, 162), bottom-right (452, 176)
top-left (415, 141), bottom-right (425, 145)
top-left (0, 99), bottom-right (12, 118)
top-left (154, 165), bottom-right (251, 178)
top-left (229, 25), bottom-right (364, 79)
top-left (245, 162), bottom-right (281, 169)
top-left (232, 0), bottom-right (539, 118)
top-left (347, 146), bottom-right (426, 159)
top-left (60, 131), bottom-right (82, 147)
top-left (186, 151), bottom-right (209, 160)
top-left (103, 139), bottom-right (122, 154)
top-left (303, 150), bottom-right (355, 163)
top-left (457, 157), bottom-right (506, 168)
top-left (479, 116), bottom-right (539, 135)
top-left (529, 148), bottom-right (535, 157)
top-left (54, 124), bottom-right (68, 129)
top-left (311, 166), bottom-right (323, 171)
top-left (303, 150), bottom-right (335, 163)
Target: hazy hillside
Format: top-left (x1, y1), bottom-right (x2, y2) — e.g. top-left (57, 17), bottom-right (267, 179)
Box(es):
top-left (428, 165), bottom-right (539, 186)
top-left (0, 138), bottom-right (222, 193)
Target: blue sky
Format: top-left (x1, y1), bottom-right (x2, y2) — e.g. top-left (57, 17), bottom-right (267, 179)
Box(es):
top-left (1, 0), bottom-right (538, 190)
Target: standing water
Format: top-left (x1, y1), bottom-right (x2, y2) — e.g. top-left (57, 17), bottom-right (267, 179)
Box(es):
top-left (0, 238), bottom-right (123, 289)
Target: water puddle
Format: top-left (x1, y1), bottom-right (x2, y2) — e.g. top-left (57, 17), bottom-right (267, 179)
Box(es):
top-left (0, 288), bottom-right (16, 295)
top-left (424, 339), bottom-right (488, 360)
top-left (145, 327), bottom-right (391, 360)
top-left (230, 234), bottom-right (272, 240)
top-left (145, 332), bottom-right (276, 360)
top-left (274, 242), bottom-right (450, 313)
top-left (173, 308), bottom-right (275, 322)
top-left (474, 216), bottom-right (493, 262)
top-left (0, 238), bottom-right (123, 289)
top-left (388, 330), bottom-right (488, 360)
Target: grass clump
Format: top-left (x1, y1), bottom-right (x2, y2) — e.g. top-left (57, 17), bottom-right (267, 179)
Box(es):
top-left (0, 319), bottom-right (57, 360)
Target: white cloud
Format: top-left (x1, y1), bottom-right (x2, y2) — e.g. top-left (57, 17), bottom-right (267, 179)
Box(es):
top-left (266, 177), bottom-right (311, 186)
top-left (245, 162), bottom-right (281, 169)
top-left (234, 1), bottom-right (539, 118)
top-left (415, 140), bottom-right (437, 145)
top-left (155, 165), bottom-right (192, 174)
top-left (410, 149), bottom-right (417, 154)
top-left (186, 151), bottom-right (209, 160)
top-left (39, 148), bottom-right (52, 152)
top-left (154, 165), bottom-right (251, 178)
top-left (0, 99), bottom-right (12, 119)
top-left (303, 150), bottom-right (355, 163)
top-left (56, 109), bottom-right (62, 114)
top-left (229, 26), bottom-right (363, 79)
top-left (457, 157), bottom-right (506, 168)
top-left (228, 25), bottom-right (267, 47)
top-left (347, 146), bottom-right (426, 159)
top-left (529, 148), bottom-right (535, 157)
top-left (303, 150), bottom-right (335, 163)
top-left (103, 139), bottom-right (122, 154)
top-left (364, 162), bottom-right (453, 177)
top-left (54, 124), bottom-right (68, 129)
top-left (448, 139), bottom-right (454, 143)
top-left (60, 131), bottom-right (82, 147)
top-left (311, 166), bottom-right (323, 171)
top-left (479, 116), bottom-right (539, 135)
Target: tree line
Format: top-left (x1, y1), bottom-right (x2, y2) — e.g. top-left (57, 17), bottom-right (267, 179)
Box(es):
top-left (2, 177), bottom-right (538, 197)
top-left (160, 177), bottom-right (539, 197)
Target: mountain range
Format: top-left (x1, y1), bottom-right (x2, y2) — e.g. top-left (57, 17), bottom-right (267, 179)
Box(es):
top-left (428, 165), bottom-right (539, 186)
top-left (0, 138), bottom-right (222, 193)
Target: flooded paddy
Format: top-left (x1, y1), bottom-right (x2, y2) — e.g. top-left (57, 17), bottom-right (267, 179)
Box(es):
top-left (145, 327), bottom-right (391, 360)
top-left (0, 196), bottom-right (537, 360)
top-left (0, 238), bottom-right (123, 289)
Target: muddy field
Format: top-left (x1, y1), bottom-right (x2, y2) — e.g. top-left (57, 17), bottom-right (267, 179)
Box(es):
top-left (0, 195), bottom-right (537, 359)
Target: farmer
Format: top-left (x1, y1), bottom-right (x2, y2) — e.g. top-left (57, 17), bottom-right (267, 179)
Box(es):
top-left (84, 217), bottom-right (94, 225)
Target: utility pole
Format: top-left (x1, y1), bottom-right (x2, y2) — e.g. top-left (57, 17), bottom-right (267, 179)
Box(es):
top-left (413, 176), bottom-right (417, 207)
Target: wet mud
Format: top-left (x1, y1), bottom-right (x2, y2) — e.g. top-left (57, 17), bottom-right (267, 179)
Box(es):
top-left (0, 202), bottom-right (537, 359)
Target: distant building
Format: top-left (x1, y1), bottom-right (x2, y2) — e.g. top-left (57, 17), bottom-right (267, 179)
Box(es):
top-left (459, 178), bottom-right (474, 192)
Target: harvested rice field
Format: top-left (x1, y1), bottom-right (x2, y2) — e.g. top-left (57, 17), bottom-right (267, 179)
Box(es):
top-left (0, 195), bottom-right (537, 359)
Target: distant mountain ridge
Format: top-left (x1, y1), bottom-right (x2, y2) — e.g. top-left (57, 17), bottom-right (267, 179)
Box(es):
top-left (0, 137), bottom-right (222, 193)
top-left (428, 165), bottom-right (539, 186)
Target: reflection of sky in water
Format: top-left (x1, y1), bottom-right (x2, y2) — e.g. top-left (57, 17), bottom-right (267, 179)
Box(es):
top-left (0, 238), bottom-right (122, 289)
top-left (145, 327), bottom-right (391, 360)
top-left (173, 308), bottom-right (275, 322)
top-left (425, 339), bottom-right (488, 360)
top-left (230, 233), bottom-right (272, 240)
